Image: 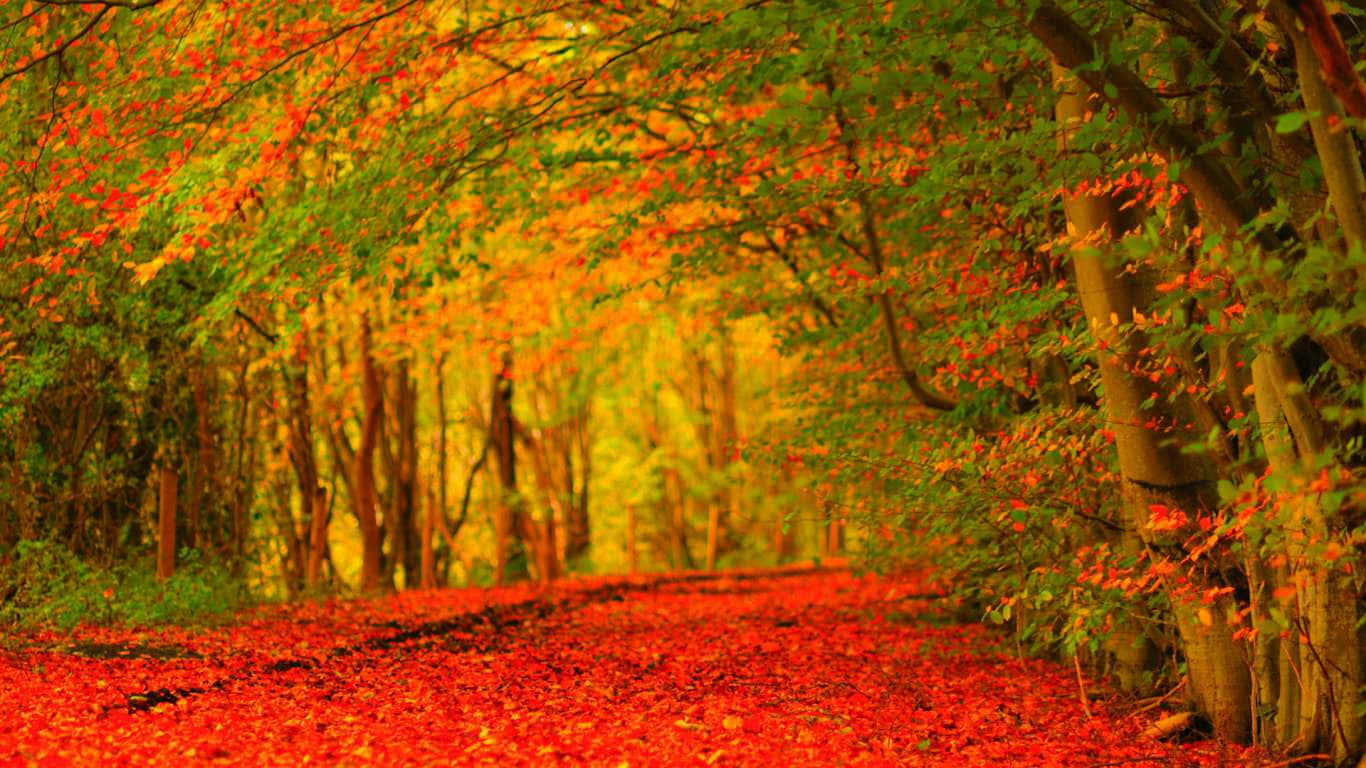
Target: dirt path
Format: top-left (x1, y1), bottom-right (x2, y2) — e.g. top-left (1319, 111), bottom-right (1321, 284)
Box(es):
top-left (1, 569), bottom-right (1259, 766)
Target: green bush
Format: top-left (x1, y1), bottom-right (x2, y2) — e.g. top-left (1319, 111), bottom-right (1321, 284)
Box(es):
top-left (0, 540), bottom-right (251, 631)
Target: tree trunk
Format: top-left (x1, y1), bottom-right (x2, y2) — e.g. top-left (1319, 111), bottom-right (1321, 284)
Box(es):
top-left (1027, 1), bottom-right (1365, 375)
top-left (819, 500), bottom-right (841, 552)
top-left (434, 352), bottom-right (449, 586)
top-left (1276, 2), bottom-right (1366, 266)
top-left (354, 314), bottom-right (385, 593)
top-left (666, 466), bottom-right (693, 569)
top-left (187, 364), bottom-right (212, 550)
top-left (718, 330), bottom-right (740, 561)
top-left (625, 503), bottom-right (638, 574)
top-left (1054, 64), bottom-right (1252, 741)
top-left (705, 506), bottom-right (722, 571)
top-left (1254, 352), bottom-right (1364, 759)
top-left (387, 361), bottom-right (420, 588)
top-left (564, 399), bottom-right (592, 563)
top-left (421, 479), bottom-right (436, 589)
top-left (305, 485), bottom-right (329, 587)
top-left (1285, 0), bottom-right (1366, 119)
top-left (229, 358), bottom-right (252, 571)
top-left (156, 463), bottom-right (177, 581)
top-left (284, 334), bottom-right (320, 595)
top-left (772, 508), bottom-right (791, 562)
top-left (490, 352), bottom-right (529, 585)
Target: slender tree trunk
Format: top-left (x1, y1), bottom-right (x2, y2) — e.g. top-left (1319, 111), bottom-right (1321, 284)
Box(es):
top-left (772, 508), bottom-right (790, 562)
top-left (284, 334), bottom-right (320, 595)
top-left (490, 352), bottom-right (529, 585)
top-left (1027, 1), bottom-right (1365, 375)
top-left (421, 479), bottom-right (436, 589)
top-left (666, 466), bottom-right (693, 569)
top-left (275, 472), bottom-right (305, 595)
top-left (688, 351), bottom-right (722, 572)
top-left (156, 462), bottom-right (177, 581)
top-left (705, 506), bottom-right (721, 571)
top-left (304, 485), bottom-right (329, 587)
top-left (1276, 1), bottom-right (1366, 276)
top-left (387, 361), bottom-right (420, 588)
top-left (229, 358), bottom-right (252, 571)
top-left (354, 314), bottom-right (385, 592)
top-left (825, 511), bottom-right (843, 557)
top-left (564, 399), bottom-right (592, 562)
top-left (1285, 0), bottom-right (1366, 119)
top-left (719, 331), bottom-right (739, 544)
top-left (434, 352), bottom-right (449, 586)
top-left (534, 500), bottom-right (559, 583)
top-left (1254, 351), bottom-right (1364, 760)
top-left (625, 503), bottom-right (638, 574)
top-left (187, 365), bottom-right (211, 550)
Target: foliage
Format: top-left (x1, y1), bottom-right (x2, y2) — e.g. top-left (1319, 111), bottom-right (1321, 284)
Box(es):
top-left (1, 0), bottom-right (1364, 758)
top-left (0, 541), bottom-right (249, 632)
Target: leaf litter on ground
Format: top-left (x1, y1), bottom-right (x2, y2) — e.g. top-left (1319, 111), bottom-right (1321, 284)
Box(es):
top-left (0, 566), bottom-right (1265, 766)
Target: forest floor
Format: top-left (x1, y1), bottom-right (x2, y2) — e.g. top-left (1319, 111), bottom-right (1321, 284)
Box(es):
top-left (1, 566), bottom-right (1268, 767)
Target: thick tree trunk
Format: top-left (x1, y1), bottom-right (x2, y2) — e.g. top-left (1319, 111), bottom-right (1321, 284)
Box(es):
top-left (354, 314), bottom-right (385, 593)
top-left (1054, 65), bottom-right (1251, 741)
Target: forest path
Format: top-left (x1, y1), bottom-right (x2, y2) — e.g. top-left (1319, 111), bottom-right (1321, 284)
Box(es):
top-left (3, 567), bottom-right (1260, 766)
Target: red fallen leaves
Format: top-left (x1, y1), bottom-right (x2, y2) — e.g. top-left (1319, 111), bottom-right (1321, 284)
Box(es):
top-left (0, 569), bottom-right (1262, 767)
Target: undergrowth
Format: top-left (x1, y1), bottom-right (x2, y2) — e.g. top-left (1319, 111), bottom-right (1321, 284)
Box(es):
top-left (0, 540), bottom-right (251, 632)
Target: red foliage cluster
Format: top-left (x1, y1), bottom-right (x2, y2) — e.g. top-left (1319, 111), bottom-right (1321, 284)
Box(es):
top-left (1, 570), bottom-right (1260, 766)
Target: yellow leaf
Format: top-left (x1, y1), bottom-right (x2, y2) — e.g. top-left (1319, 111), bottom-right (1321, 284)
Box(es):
top-left (132, 257), bottom-right (166, 285)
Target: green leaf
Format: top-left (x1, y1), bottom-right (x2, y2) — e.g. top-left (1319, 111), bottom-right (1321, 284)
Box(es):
top-left (1275, 112), bottom-right (1309, 134)
top-left (1217, 479), bottom-right (1237, 502)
